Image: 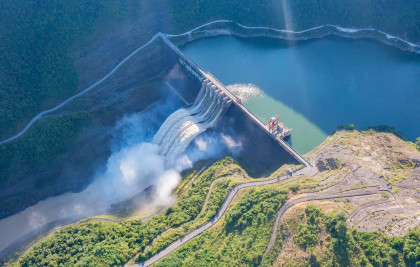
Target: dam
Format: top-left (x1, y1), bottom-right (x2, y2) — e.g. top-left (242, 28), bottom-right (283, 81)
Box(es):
top-left (158, 35), bottom-right (310, 170)
top-left (179, 35), bottom-right (420, 153)
top-left (0, 33), bottom-right (312, 260)
top-left (153, 80), bottom-right (232, 166)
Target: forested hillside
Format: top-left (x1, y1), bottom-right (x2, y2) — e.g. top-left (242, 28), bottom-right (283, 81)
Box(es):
top-left (266, 205), bottom-right (420, 267)
top-left (0, 1), bottom-right (140, 139)
top-left (170, 0), bottom-right (420, 42)
top-left (14, 156), bottom-right (420, 266)
top-left (1, 2), bottom-right (419, 264)
top-left (2, 0), bottom-right (420, 141)
top-left (2, 0), bottom-right (419, 143)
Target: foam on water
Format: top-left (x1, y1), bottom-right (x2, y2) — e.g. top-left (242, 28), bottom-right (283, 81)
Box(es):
top-left (226, 83), bottom-right (262, 103)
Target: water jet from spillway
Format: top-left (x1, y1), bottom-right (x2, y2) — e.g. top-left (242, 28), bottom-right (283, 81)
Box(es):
top-left (153, 79), bottom-right (232, 166)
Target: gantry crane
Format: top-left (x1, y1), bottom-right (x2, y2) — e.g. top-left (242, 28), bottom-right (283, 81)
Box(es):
top-left (267, 114), bottom-right (281, 133)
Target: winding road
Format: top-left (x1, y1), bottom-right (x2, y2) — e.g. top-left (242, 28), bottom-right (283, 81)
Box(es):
top-left (125, 165), bottom-right (212, 265)
top-left (133, 165), bottom-right (393, 267)
top-left (262, 189), bottom-right (393, 259)
top-left (135, 166), bottom-right (316, 266)
top-left (347, 192), bottom-right (395, 222)
top-left (3, 18), bottom-right (416, 265)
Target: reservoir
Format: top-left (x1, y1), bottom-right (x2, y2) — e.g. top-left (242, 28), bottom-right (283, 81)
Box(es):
top-left (181, 36), bottom-right (420, 154)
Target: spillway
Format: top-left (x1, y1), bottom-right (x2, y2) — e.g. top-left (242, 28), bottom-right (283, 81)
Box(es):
top-left (155, 34), bottom-right (310, 174)
top-left (153, 83), bottom-right (208, 146)
top-left (153, 79), bottom-right (232, 166)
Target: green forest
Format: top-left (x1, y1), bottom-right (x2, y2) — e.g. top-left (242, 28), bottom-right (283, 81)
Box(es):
top-left (1, 0), bottom-right (420, 140)
top-left (0, 0), bottom-right (139, 139)
top-left (15, 158), bottom-right (419, 266)
top-left (264, 205), bottom-right (420, 267)
top-left (1, 1), bottom-right (420, 266)
top-left (0, 113), bottom-right (91, 187)
top-left (16, 158), bottom-right (243, 266)
top-left (170, 0), bottom-right (420, 42)
top-left (0, 0), bottom-right (144, 218)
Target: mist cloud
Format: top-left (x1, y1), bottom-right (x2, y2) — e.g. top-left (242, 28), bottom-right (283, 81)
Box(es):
top-left (0, 93), bottom-right (240, 253)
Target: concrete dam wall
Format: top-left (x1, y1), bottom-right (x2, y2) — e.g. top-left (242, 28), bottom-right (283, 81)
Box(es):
top-left (154, 81), bottom-right (232, 166)
top-left (158, 36), bottom-right (304, 174)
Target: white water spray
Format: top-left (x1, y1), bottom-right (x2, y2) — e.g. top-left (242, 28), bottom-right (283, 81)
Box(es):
top-left (153, 79), bottom-right (232, 166)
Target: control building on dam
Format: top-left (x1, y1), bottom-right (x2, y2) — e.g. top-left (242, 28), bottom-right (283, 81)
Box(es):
top-left (157, 35), bottom-right (309, 175)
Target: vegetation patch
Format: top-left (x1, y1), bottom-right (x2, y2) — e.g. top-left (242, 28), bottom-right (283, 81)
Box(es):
top-left (363, 125), bottom-right (406, 140)
top-left (0, 1), bottom-right (140, 138)
top-left (136, 175), bottom-right (244, 262)
top-left (14, 158), bottom-right (249, 266)
top-left (0, 113), bottom-right (92, 187)
top-left (155, 187), bottom-right (288, 266)
top-left (271, 204), bottom-right (420, 267)
top-left (16, 221), bottom-right (141, 267)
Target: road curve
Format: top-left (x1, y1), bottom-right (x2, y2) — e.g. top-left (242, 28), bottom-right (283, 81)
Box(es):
top-left (125, 165), bottom-right (212, 265)
top-left (0, 33), bottom-right (162, 146)
top-left (347, 192), bottom-right (395, 222)
top-left (261, 189), bottom-right (393, 260)
top-left (135, 167), bottom-right (315, 266)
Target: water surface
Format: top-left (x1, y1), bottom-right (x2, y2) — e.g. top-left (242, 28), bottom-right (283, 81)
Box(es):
top-left (181, 36), bottom-right (420, 154)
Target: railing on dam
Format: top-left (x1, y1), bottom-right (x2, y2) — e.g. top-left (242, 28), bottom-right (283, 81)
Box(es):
top-left (160, 35), bottom-right (311, 167)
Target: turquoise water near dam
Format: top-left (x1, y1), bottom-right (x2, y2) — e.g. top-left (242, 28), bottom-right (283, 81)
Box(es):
top-left (180, 36), bottom-right (420, 154)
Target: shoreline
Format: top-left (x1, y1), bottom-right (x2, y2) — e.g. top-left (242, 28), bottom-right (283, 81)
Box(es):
top-left (168, 20), bottom-right (420, 54)
top-left (1, 19), bottom-right (419, 263)
top-left (1, 20), bottom-right (418, 146)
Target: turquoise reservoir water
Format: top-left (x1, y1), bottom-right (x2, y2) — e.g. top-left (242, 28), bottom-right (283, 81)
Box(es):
top-left (180, 36), bottom-right (420, 154)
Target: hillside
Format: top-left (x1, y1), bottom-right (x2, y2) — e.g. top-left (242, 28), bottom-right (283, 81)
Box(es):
top-left (170, 0), bottom-right (420, 43)
top-left (10, 130), bottom-right (420, 266)
top-left (1, 0), bottom-right (420, 222)
top-left (1, 1), bottom-right (419, 265)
